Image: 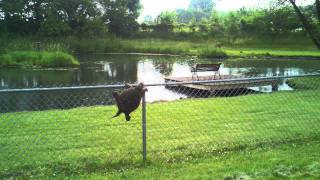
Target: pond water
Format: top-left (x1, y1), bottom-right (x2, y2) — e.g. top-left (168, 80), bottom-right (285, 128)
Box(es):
top-left (0, 54), bottom-right (320, 112)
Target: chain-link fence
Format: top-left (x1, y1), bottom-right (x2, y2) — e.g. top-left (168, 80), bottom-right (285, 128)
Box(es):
top-left (0, 74), bottom-right (320, 178)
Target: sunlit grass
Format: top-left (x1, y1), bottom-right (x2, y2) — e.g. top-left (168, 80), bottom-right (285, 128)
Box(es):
top-left (0, 78), bottom-right (319, 178)
top-left (225, 49), bottom-right (320, 57)
top-left (82, 140), bottom-right (320, 179)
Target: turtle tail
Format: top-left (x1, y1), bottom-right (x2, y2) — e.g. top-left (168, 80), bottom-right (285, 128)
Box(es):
top-left (112, 110), bottom-right (122, 118)
top-left (112, 92), bottom-right (122, 118)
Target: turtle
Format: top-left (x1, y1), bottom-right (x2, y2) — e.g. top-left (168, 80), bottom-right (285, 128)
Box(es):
top-left (112, 83), bottom-right (148, 121)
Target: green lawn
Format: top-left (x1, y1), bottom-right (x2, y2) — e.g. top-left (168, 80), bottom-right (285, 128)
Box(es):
top-left (0, 77), bottom-right (319, 178)
top-left (82, 140), bottom-right (320, 179)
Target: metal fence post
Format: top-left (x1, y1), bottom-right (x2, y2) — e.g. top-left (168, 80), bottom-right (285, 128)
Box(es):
top-left (142, 93), bottom-right (147, 161)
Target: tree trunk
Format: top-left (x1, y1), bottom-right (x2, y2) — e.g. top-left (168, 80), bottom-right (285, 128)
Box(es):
top-left (289, 0), bottom-right (320, 49)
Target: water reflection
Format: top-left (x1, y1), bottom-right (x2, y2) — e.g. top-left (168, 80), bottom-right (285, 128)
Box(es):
top-left (1, 55), bottom-right (319, 89)
top-left (0, 54), bottom-right (320, 112)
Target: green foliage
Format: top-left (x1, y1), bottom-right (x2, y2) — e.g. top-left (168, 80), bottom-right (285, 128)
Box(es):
top-left (100, 0), bottom-right (141, 36)
top-left (198, 46), bottom-right (226, 57)
top-left (0, 51), bottom-right (80, 67)
top-left (174, 0), bottom-right (214, 24)
top-left (189, 0), bottom-right (215, 12)
top-left (224, 12), bottom-right (240, 40)
top-left (0, 0), bottom-right (140, 37)
top-left (1, 36), bottom-right (319, 59)
top-left (77, 18), bottom-right (108, 37)
top-left (176, 9), bottom-right (194, 24)
top-left (155, 11), bottom-right (178, 33)
top-left (39, 13), bottom-right (71, 36)
top-left (146, 5), bottom-right (315, 43)
top-left (236, 7), bottom-right (301, 37)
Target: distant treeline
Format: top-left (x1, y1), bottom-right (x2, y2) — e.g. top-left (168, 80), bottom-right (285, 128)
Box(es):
top-left (0, 0), bottom-right (140, 36)
top-left (0, 0), bottom-right (319, 43)
top-left (141, 5), bottom-right (317, 39)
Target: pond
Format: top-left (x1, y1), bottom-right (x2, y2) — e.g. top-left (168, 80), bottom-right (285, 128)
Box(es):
top-left (0, 54), bottom-right (320, 112)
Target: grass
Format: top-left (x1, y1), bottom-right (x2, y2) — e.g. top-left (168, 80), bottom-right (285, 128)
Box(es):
top-left (80, 140), bottom-right (320, 179)
top-left (75, 37), bottom-right (320, 58)
top-left (287, 77), bottom-right (320, 90)
top-left (0, 77), bottom-right (319, 178)
top-left (0, 51), bottom-right (80, 68)
top-left (1, 35), bottom-right (319, 59)
top-left (225, 49), bottom-right (320, 58)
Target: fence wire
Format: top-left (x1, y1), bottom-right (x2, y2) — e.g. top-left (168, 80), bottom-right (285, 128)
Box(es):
top-left (0, 74), bottom-right (320, 178)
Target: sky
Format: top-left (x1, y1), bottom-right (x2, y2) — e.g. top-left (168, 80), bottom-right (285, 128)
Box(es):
top-left (139, 0), bottom-right (314, 21)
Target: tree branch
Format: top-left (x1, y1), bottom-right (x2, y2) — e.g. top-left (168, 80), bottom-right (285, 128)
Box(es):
top-left (288, 0), bottom-right (320, 49)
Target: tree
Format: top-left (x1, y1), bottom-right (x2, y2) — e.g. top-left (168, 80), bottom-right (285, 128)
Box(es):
top-left (176, 9), bottom-right (193, 23)
top-left (268, 7), bottom-right (301, 35)
top-left (25, 0), bottom-right (46, 31)
top-left (39, 9), bottom-right (71, 36)
top-left (0, 0), bottom-right (5, 33)
top-left (99, 0), bottom-right (141, 36)
top-left (0, 0), bottom-right (4, 19)
top-left (155, 11), bottom-right (177, 33)
top-left (236, 7), bottom-right (301, 37)
top-left (279, 0), bottom-right (320, 49)
top-left (208, 10), bottom-right (224, 36)
top-left (1, 0), bottom-right (29, 33)
top-left (143, 15), bottom-right (154, 25)
top-left (58, 0), bottom-right (100, 32)
top-left (224, 12), bottom-right (240, 41)
top-left (316, 0), bottom-right (320, 23)
top-left (189, 0), bottom-right (215, 22)
top-left (189, 0), bottom-right (215, 14)
top-left (0, 0), bottom-right (141, 36)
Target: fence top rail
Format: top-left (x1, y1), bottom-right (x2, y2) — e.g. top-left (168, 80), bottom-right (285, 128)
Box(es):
top-left (0, 73), bottom-right (319, 93)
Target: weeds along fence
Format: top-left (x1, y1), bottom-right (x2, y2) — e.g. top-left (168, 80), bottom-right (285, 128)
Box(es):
top-left (0, 74), bottom-right (320, 177)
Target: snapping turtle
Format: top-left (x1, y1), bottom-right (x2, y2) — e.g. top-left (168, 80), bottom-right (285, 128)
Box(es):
top-left (112, 83), bottom-right (148, 121)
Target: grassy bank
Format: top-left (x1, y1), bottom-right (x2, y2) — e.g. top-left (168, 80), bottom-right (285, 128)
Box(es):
top-left (119, 37), bottom-right (320, 58)
top-left (287, 76), bottom-right (320, 90)
top-left (0, 51), bottom-right (80, 68)
top-left (1, 36), bottom-right (319, 59)
top-left (0, 77), bottom-right (319, 178)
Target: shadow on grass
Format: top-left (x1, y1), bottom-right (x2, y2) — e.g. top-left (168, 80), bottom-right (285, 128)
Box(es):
top-left (166, 86), bottom-right (260, 98)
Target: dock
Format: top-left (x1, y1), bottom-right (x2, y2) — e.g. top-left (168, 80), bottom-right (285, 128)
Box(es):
top-left (164, 75), bottom-right (280, 91)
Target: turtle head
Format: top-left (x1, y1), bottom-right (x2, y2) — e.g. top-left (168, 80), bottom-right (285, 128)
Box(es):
top-left (136, 82), bottom-right (148, 96)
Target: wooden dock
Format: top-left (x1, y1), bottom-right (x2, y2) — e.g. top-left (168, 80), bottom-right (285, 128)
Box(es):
top-left (164, 75), bottom-right (280, 91)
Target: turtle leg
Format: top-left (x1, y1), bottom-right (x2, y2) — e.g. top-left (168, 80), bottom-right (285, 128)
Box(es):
top-left (125, 113), bottom-right (131, 121)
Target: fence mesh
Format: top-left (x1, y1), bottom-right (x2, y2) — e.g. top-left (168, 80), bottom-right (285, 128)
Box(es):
top-left (0, 75), bottom-right (320, 178)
